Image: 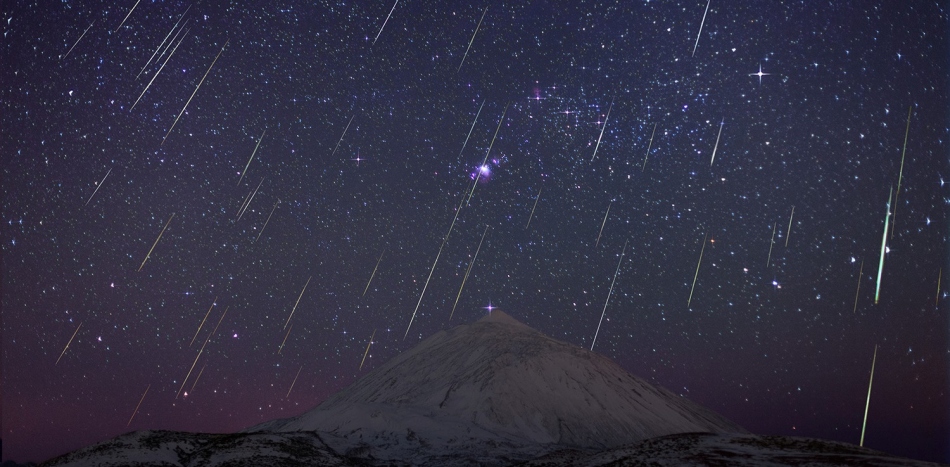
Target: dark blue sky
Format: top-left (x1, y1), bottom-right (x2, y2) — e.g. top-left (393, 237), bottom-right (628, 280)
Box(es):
top-left (2, 1), bottom-right (948, 463)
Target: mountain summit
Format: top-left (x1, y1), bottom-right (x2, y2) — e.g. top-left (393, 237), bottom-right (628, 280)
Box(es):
top-left (250, 310), bottom-right (745, 464)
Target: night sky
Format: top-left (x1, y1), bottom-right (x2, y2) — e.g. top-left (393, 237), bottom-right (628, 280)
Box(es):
top-left (2, 1), bottom-right (948, 463)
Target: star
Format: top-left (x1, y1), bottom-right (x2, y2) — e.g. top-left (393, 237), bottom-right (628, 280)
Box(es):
top-left (749, 63), bottom-right (772, 85)
top-left (352, 151), bottom-right (364, 166)
top-left (484, 301), bottom-right (496, 314)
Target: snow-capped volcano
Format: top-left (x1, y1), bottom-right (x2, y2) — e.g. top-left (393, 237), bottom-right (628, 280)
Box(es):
top-left (249, 310), bottom-right (745, 463)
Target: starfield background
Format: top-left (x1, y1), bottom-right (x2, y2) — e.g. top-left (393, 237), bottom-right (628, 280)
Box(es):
top-left (2, 1), bottom-right (948, 464)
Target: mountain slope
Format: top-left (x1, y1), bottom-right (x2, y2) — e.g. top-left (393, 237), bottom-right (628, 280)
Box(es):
top-left (250, 311), bottom-right (745, 463)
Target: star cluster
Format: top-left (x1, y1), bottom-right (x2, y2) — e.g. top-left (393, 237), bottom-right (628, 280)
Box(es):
top-left (2, 1), bottom-right (948, 463)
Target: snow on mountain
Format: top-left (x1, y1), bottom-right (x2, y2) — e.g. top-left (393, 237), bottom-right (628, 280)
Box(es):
top-left (249, 310), bottom-right (746, 464)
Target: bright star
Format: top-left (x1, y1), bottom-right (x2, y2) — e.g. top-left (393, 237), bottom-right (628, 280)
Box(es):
top-left (749, 63), bottom-right (772, 85)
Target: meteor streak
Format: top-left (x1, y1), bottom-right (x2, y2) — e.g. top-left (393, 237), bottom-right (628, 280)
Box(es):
top-left (189, 365), bottom-right (206, 393)
top-left (591, 240), bottom-right (627, 351)
top-left (373, 0), bottom-right (398, 46)
top-left (128, 384), bottom-right (150, 426)
top-left (457, 7), bottom-right (487, 72)
top-left (114, 0), bottom-right (142, 32)
top-left (278, 325), bottom-right (292, 354)
top-left (642, 122), bottom-right (657, 171)
top-left (63, 20), bottom-right (95, 60)
top-left (138, 213), bottom-right (175, 272)
top-left (405, 238), bottom-right (447, 339)
top-left (136, 6), bottom-right (190, 79)
top-left (595, 201), bottom-right (611, 247)
top-left (590, 101), bottom-right (613, 162)
top-left (56, 322), bottom-right (82, 365)
top-left (784, 206), bottom-right (795, 247)
top-left (687, 233), bottom-right (707, 308)
top-left (874, 188), bottom-right (892, 304)
top-left (287, 365), bottom-right (303, 397)
top-left (162, 40), bottom-right (229, 145)
top-left (468, 103), bottom-right (509, 204)
top-left (189, 297), bottom-right (216, 346)
top-left (362, 251), bottom-right (384, 297)
top-left (359, 329), bottom-right (376, 370)
top-left (853, 260), bottom-right (863, 313)
top-left (132, 28), bottom-right (188, 111)
top-left (765, 222), bottom-right (776, 267)
top-left (237, 178), bottom-right (264, 222)
top-left (691, 0), bottom-right (711, 57)
top-left (237, 130), bottom-right (266, 186)
top-left (84, 168), bottom-right (112, 206)
top-left (458, 100), bottom-right (485, 159)
top-left (709, 118), bottom-right (724, 166)
top-left (255, 198), bottom-right (280, 242)
top-left (331, 115), bottom-right (354, 157)
top-left (937, 268), bottom-right (942, 307)
top-left (285, 276), bottom-right (312, 329)
top-left (525, 188), bottom-right (542, 229)
top-left (450, 225), bottom-right (489, 320)
top-left (891, 106), bottom-right (912, 238)
top-left (860, 344), bottom-right (878, 447)
top-left (178, 306), bottom-right (228, 398)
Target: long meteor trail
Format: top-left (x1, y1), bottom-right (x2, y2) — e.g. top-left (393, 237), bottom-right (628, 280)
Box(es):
top-left (362, 251), bottom-right (385, 297)
top-left (891, 105), bottom-right (912, 238)
top-left (687, 233), bottom-right (707, 308)
top-left (765, 222), bottom-right (776, 267)
top-left (709, 118), bottom-right (724, 166)
top-left (450, 225), bottom-right (489, 320)
top-left (84, 168), bottom-right (112, 206)
top-left (63, 20), bottom-right (95, 60)
top-left (525, 188), bottom-right (542, 229)
top-left (255, 199), bottom-right (280, 242)
top-left (595, 201), bottom-right (611, 247)
top-left (860, 344), bottom-right (878, 447)
top-left (131, 27), bottom-right (188, 111)
top-left (458, 100), bottom-right (485, 160)
top-left (468, 103), bottom-right (509, 204)
top-left (138, 213), bottom-right (175, 272)
top-left (691, 0), bottom-right (711, 57)
top-left (373, 0), bottom-right (398, 46)
top-left (56, 322), bottom-right (82, 365)
top-left (458, 7), bottom-right (487, 72)
top-left (163, 40), bottom-right (229, 145)
top-left (359, 329), bottom-right (376, 370)
top-left (643, 122), bottom-right (657, 171)
top-left (785, 206), bottom-right (795, 247)
top-left (331, 115), bottom-right (355, 157)
top-left (238, 130), bottom-right (266, 186)
top-left (285, 276), bottom-right (312, 329)
top-left (853, 260), bottom-right (864, 313)
top-left (590, 101), bottom-right (613, 162)
top-left (874, 188), bottom-right (892, 304)
top-left (405, 238), bottom-right (447, 339)
top-left (591, 240), bottom-right (628, 351)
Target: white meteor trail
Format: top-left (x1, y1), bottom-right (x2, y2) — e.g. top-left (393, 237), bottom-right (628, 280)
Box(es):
top-left (137, 6), bottom-right (190, 78)
top-left (458, 7), bottom-right (487, 72)
top-left (891, 106), bottom-right (912, 238)
top-left (285, 276), bottom-right (312, 329)
top-left (286, 366), bottom-right (303, 398)
top-left (450, 225), bottom-right (489, 320)
top-left (163, 40), bottom-right (229, 145)
top-left (643, 122), bottom-right (657, 171)
top-left (56, 322), bottom-right (82, 365)
top-left (860, 344), bottom-right (878, 447)
top-left (278, 325), bottom-right (292, 354)
top-left (362, 251), bottom-right (384, 297)
top-left (853, 260), bottom-right (864, 314)
top-left (359, 329), bottom-right (376, 370)
top-left (591, 240), bottom-right (628, 351)
top-left (709, 118), bottom-right (724, 166)
top-left (590, 101), bottom-right (613, 162)
top-left (458, 100), bottom-right (485, 159)
top-left (525, 188), bottom-right (542, 229)
top-left (331, 115), bottom-right (355, 157)
top-left (238, 129), bottom-right (266, 186)
top-left (785, 206), bottom-right (795, 247)
top-left (765, 222), bottom-right (776, 267)
top-left (127, 384), bottom-right (150, 426)
top-left (84, 167), bottom-right (112, 206)
top-left (138, 213), bottom-right (175, 272)
top-left (63, 20), bottom-right (95, 60)
top-left (373, 0), bottom-right (398, 46)
top-left (255, 198), bottom-right (280, 242)
top-left (131, 28), bottom-right (188, 111)
top-left (236, 178), bottom-right (264, 222)
top-left (595, 201), bottom-right (611, 247)
top-left (874, 188), bottom-right (892, 304)
top-left (405, 238), bottom-right (447, 340)
top-left (189, 297), bottom-right (216, 347)
top-left (691, 0), bottom-right (711, 57)
top-left (114, 0), bottom-right (142, 33)
top-left (687, 233), bottom-right (707, 308)
top-left (468, 103), bottom-right (509, 204)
